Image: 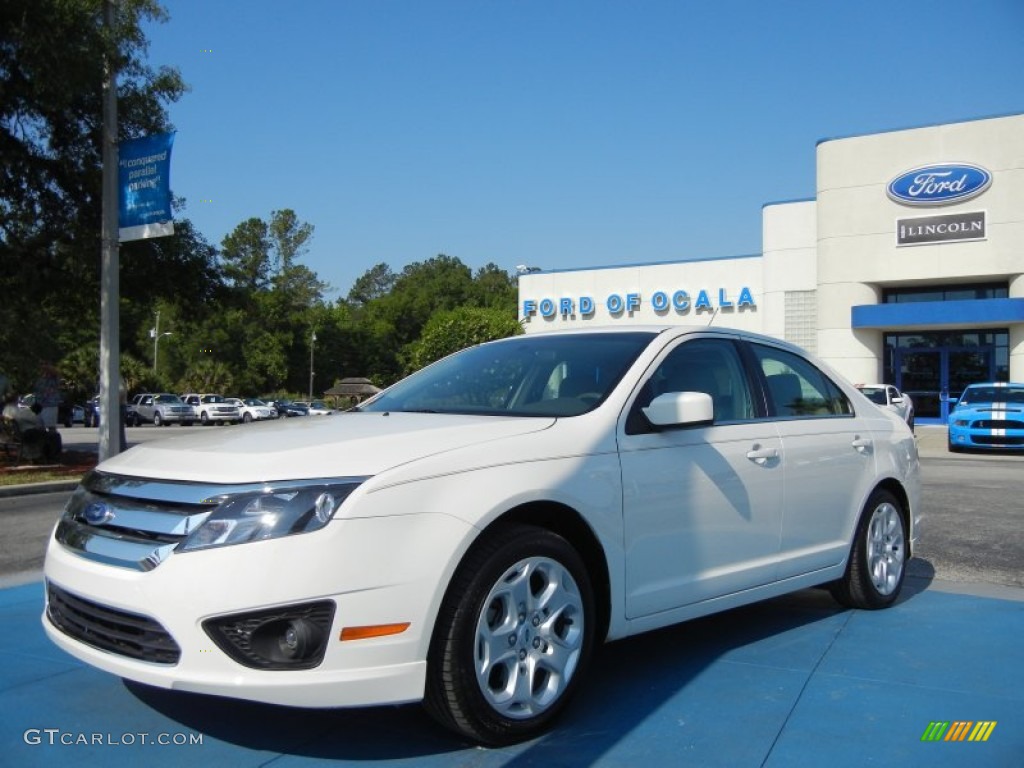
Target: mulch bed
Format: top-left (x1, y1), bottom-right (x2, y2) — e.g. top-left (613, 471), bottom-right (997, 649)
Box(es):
top-left (1, 449), bottom-right (98, 477)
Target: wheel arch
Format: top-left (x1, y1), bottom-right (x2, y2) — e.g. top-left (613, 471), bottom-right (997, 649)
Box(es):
top-left (872, 477), bottom-right (914, 558)
top-left (474, 500), bottom-right (612, 645)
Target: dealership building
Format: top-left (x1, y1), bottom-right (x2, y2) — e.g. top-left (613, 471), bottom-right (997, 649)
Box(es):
top-left (517, 112), bottom-right (1024, 420)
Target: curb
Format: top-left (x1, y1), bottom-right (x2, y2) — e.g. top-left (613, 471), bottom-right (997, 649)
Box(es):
top-left (0, 480), bottom-right (79, 499)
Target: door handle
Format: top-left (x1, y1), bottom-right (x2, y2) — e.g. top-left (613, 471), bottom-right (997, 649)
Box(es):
top-left (851, 436), bottom-right (873, 453)
top-left (746, 444), bottom-right (779, 465)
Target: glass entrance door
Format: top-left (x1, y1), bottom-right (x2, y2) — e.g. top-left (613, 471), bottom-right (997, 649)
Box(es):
top-left (895, 346), bottom-right (996, 420)
top-left (898, 350), bottom-right (943, 419)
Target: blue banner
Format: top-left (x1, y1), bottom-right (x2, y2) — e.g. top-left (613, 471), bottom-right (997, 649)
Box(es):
top-left (118, 132), bottom-right (175, 241)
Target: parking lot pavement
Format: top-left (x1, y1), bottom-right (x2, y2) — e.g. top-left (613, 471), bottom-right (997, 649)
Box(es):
top-left (2, 577), bottom-right (1021, 767)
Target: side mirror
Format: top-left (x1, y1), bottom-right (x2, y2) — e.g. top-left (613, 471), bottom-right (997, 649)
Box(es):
top-left (642, 391), bottom-right (714, 428)
top-left (891, 396), bottom-right (903, 405)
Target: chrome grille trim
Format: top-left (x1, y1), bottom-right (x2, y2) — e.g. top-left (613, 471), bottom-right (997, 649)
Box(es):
top-left (55, 471), bottom-right (369, 571)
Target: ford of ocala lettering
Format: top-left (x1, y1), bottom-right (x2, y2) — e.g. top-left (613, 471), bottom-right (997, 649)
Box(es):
top-left (43, 327), bottom-right (921, 745)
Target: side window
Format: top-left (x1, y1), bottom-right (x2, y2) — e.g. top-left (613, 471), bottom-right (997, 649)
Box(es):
top-left (752, 344), bottom-right (852, 418)
top-left (634, 338), bottom-right (755, 424)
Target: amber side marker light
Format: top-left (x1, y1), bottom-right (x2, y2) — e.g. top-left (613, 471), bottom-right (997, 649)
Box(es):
top-left (340, 623), bottom-right (411, 641)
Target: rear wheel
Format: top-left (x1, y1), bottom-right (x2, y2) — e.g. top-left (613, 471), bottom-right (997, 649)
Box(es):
top-left (424, 524), bottom-right (595, 745)
top-left (831, 489), bottom-right (907, 609)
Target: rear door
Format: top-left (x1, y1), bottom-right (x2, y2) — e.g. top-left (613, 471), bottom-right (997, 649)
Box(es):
top-left (748, 342), bottom-right (877, 579)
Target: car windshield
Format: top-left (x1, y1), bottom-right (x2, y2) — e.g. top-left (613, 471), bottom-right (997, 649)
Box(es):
top-left (858, 387), bottom-right (887, 405)
top-left (154, 394), bottom-right (182, 404)
top-left (245, 398), bottom-right (267, 406)
top-left (958, 385), bottom-right (1024, 406)
top-left (203, 395), bottom-right (226, 403)
top-left (361, 332), bottom-right (655, 417)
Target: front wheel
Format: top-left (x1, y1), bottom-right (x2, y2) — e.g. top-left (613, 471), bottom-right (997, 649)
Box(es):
top-left (424, 524), bottom-right (595, 745)
top-left (153, 412), bottom-right (163, 427)
top-left (831, 489), bottom-right (907, 609)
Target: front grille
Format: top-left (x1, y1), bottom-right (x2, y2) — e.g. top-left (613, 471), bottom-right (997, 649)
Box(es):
top-left (973, 420), bottom-right (1024, 430)
top-left (972, 435), bottom-right (1024, 446)
top-left (47, 582), bottom-right (181, 664)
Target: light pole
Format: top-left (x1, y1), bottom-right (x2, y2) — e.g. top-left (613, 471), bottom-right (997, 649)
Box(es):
top-left (309, 330), bottom-right (317, 400)
top-left (150, 310), bottom-right (172, 373)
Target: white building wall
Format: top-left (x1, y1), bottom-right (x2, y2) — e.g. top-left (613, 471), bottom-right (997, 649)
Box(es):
top-left (816, 113), bottom-right (1024, 380)
top-left (761, 200), bottom-right (817, 351)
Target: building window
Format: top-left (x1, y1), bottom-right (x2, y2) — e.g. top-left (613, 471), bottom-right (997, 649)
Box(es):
top-left (883, 283), bottom-right (1008, 304)
top-left (784, 290), bottom-right (817, 354)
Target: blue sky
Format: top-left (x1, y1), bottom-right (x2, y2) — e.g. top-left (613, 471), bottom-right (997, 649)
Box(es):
top-left (144, 0), bottom-right (1024, 301)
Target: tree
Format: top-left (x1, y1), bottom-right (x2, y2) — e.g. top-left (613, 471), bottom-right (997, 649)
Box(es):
top-left (0, 0), bottom-right (186, 386)
top-left (405, 306), bottom-right (522, 372)
top-left (347, 263), bottom-right (395, 307)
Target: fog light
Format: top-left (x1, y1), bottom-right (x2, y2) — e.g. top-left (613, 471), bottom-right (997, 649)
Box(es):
top-left (279, 619), bottom-right (319, 659)
top-left (203, 601), bottom-right (334, 670)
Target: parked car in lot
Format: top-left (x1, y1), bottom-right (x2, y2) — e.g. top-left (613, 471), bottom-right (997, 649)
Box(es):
top-left (271, 399), bottom-right (309, 417)
top-left (856, 383), bottom-right (915, 430)
top-left (43, 327), bottom-right (920, 745)
top-left (948, 381), bottom-right (1024, 452)
top-left (82, 396), bottom-right (101, 427)
top-left (181, 394), bottom-right (241, 425)
top-left (295, 400), bottom-right (333, 415)
top-left (127, 393), bottom-right (196, 427)
top-left (226, 397), bottom-right (278, 423)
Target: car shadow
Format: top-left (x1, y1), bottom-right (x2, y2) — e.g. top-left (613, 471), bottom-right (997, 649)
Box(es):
top-left (124, 579), bottom-right (933, 762)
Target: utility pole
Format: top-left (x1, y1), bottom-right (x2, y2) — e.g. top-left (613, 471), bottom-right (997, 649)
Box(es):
top-left (308, 331), bottom-right (317, 400)
top-left (99, 0), bottom-right (123, 460)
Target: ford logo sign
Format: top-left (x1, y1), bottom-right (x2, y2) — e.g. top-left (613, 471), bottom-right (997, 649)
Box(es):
top-left (82, 501), bottom-right (114, 526)
top-left (887, 163), bottom-right (991, 207)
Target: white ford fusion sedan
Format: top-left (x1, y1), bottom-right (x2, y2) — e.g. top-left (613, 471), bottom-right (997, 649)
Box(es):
top-left (43, 327), bottom-right (920, 745)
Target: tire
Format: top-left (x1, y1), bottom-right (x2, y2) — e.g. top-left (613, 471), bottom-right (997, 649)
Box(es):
top-left (831, 489), bottom-right (907, 609)
top-left (153, 412), bottom-right (163, 427)
top-left (424, 524), bottom-right (595, 745)
top-left (242, 412), bottom-right (253, 424)
top-left (200, 412), bottom-right (210, 425)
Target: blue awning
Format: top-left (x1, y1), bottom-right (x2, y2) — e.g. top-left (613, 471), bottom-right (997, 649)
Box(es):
top-left (851, 298), bottom-right (1024, 329)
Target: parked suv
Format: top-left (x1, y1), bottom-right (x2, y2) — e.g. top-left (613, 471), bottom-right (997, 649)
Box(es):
top-left (181, 394), bottom-right (241, 425)
top-left (126, 393), bottom-right (196, 427)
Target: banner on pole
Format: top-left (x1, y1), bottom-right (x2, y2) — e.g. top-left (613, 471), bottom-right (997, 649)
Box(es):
top-left (118, 132), bottom-right (175, 242)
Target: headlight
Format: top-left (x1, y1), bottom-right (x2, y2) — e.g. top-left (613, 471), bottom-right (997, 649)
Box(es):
top-left (179, 482), bottom-right (363, 553)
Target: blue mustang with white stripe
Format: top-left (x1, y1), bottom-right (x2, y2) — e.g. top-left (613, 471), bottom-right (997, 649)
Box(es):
top-left (948, 382), bottom-right (1024, 452)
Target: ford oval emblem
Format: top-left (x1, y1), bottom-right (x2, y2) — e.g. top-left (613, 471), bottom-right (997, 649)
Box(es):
top-left (887, 163), bottom-right (992, 207)
top-left (82, 501), bottom-right (114, 526)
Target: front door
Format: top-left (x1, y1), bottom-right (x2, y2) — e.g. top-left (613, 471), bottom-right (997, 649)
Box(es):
top-left (619, 337), bottom-right (784, 618)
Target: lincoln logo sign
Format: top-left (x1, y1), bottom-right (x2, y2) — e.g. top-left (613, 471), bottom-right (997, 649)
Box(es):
top-left (887, 163), bottom-right (992, 207)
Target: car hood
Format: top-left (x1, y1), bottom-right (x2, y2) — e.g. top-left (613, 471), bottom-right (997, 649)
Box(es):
top-left (96, 412), bottom-right (557, 484)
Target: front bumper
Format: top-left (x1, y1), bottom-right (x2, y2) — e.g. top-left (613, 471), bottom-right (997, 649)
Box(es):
top-left (949, 423), bottom-right (1024, 450)
top-left (42, 512), bottom-right (472, 708)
